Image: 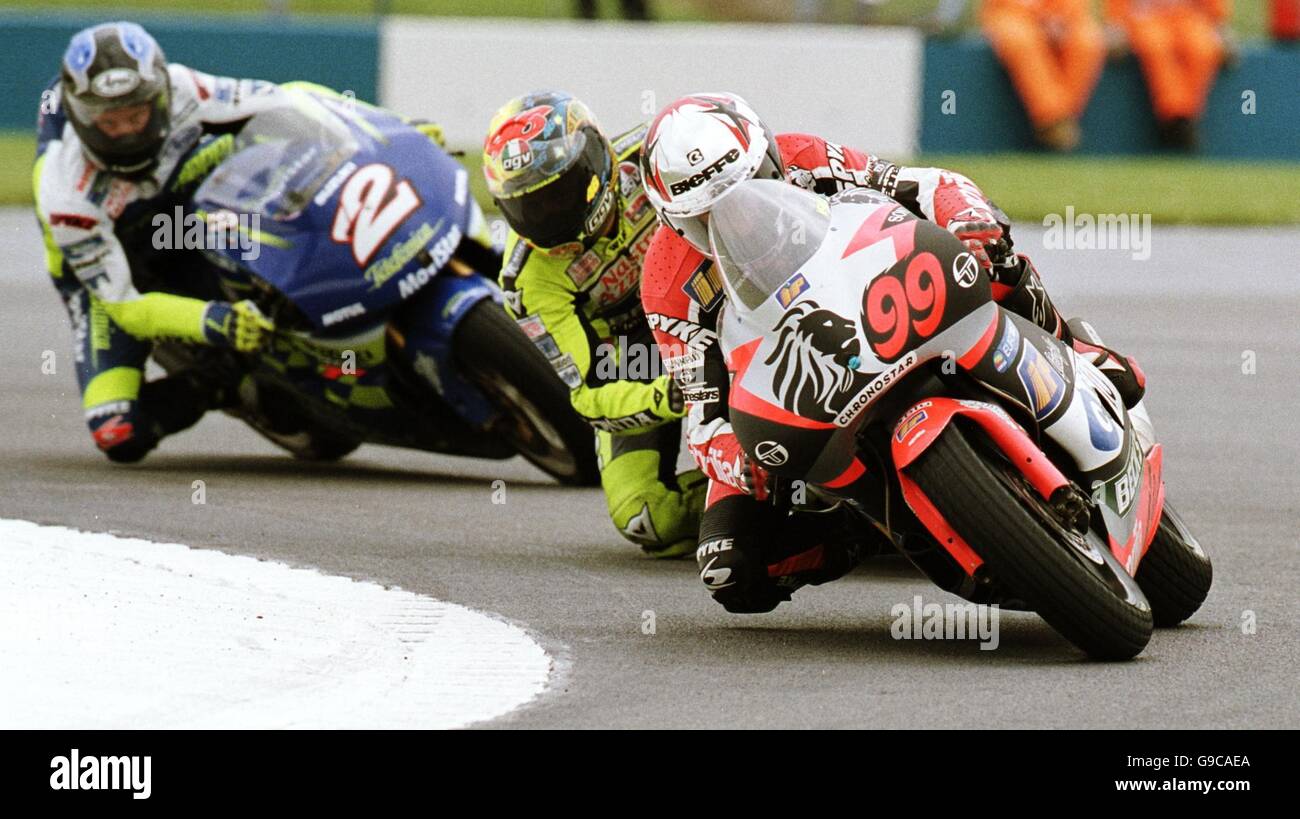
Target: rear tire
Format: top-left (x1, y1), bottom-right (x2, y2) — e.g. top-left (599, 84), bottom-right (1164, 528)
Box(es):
top-left (453, 300), bottom-right (599, 486)
top-left (1135, 504), bottom-right (1212, 626)
top-left (908, 423), bottom-right (1153, 660)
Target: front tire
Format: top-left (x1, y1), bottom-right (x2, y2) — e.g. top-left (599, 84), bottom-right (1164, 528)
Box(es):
top-left (908, 422), bottom-right (1153, 660)
top-left (453, 300), bottom-right (599, 486)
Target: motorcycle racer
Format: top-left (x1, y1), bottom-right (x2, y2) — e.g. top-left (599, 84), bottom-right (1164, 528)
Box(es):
top-left (483, 92), bottom-right (706, 557)
top-left (33, 22), bottom-right (293, 462)
top-left (639, 92), bottom-right (1147, 612)
top-left (34, 24), bottom-right (453, 465)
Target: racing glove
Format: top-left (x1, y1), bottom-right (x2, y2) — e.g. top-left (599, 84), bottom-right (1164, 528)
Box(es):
top-left (944, 206), bottom-right (1004, 269)
top-left (202, 300), bottom-right (275, 353)
top-left (931, 173), bottom-right (1004, 269)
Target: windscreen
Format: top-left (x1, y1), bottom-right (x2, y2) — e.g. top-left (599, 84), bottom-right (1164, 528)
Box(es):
top-left (196, 94), bottom-right (358, 221)
top-left (706, 179), bottom-right (831, 311)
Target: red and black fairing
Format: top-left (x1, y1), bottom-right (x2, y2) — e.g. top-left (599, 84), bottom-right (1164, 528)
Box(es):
top-left (722, 200), bottom-right (995, 491)
top-left (712, 185), bottom-right (1162, 602)
top-left (640, 130), bottom-right (1010, 499)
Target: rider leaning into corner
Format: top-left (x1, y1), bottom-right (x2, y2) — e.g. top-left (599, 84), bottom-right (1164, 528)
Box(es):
top-left (33, 22), bottom-right (287, 463)
top-left (34, 22), bottom-right (449, 464)
top-left (638, 93), bottom-right (1148, 614)
top-left (482, 92), bottom-right (706, 558)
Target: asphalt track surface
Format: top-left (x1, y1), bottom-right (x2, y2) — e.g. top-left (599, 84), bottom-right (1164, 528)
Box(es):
top-left (1, 208), bottom-right (1297, 729)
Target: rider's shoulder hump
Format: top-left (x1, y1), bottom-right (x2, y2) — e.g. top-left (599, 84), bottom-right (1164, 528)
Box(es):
top-left (641, 224), bottom-right (704, 301)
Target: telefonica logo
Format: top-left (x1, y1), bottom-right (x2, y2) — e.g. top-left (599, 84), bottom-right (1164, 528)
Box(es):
top-left (50, 749), bottom-right (151, 799)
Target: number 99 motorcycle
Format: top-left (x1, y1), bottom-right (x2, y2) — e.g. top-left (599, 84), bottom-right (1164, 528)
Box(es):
top-left (149, 89), bottom-right (598, 485)
top-left (704, 179), bottom-right (1211, 660)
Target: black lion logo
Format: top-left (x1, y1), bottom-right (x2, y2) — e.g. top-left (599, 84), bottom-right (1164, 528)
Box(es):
top-left (764, 300), bottom-right (864, 419)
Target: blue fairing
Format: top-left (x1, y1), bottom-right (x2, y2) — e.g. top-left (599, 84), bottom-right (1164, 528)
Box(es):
top-left (403, 273), bottom-right (503, 424)
top-left (190, 90), bottom-right (503, 428)
top-left (193, 92), bottom-right (477, 333)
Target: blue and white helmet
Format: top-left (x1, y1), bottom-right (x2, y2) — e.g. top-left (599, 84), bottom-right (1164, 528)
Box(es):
top-left (60, 22), bottom-right (171, 175)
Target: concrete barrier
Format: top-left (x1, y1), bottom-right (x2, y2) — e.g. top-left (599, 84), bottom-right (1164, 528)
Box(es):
top-left (380, 17), bottom-right (923, 155)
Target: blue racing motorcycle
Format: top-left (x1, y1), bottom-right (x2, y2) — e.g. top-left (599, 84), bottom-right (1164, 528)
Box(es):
top-left (154, 88), bottom-right (598, 484)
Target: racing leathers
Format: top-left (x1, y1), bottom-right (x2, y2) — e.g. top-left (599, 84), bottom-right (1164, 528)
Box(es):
top-left (643, 131), bottom-right (1144, 612)
top-left (498, 124), bottom-right (706, 556)
top-left (34, 65), bottom-right (292, 461)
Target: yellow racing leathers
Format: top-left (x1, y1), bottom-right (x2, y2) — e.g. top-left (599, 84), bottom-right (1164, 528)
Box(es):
top-left (498, 125), bottom-right (705, 556)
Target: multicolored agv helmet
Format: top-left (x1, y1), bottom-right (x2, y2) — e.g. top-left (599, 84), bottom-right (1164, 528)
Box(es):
top-left (61, 22), bottom-right (172, 175)
top-left (641, 92), bottom-right (783, 254)
top-left (483, 91), bottom-right (618, 251)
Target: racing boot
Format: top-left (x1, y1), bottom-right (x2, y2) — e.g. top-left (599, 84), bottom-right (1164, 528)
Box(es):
top-left (101, 366), bottom-right (240, 464)
top-left (766, 503), bottom-right (878, 594)
top-left (992, 253), bottom-right (1146, 409)
top-left (1063, 317), bottom-right (1147, 409)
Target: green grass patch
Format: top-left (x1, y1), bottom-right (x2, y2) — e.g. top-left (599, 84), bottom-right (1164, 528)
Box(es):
top-left (8, 132), bottom-right (1296, 225)
top-left (0, 132), bottom-right (34, 205)
top-left (920, 153), bottom-right (1300, 226)
top-left (0, 1), bottom-right (1270, 36)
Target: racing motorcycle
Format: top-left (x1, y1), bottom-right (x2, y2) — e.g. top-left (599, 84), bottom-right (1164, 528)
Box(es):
top-left (143, 88), bottom-right (598, 484)
top-left (703, 179), bottom-right (1211, 659)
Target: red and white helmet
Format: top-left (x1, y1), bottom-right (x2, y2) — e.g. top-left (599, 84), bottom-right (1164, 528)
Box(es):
top-left (641, 92), bottom-right (783, 253)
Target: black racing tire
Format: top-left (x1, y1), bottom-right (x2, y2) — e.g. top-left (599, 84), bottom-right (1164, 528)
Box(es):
top-left (154, 342), bottom-right (362, 462)
top-left (1135, 503), bottom-right (1212, 627)
top-left (286, 428), bottom-right (362, 462)
top-left (453, 300), bottom-right (599, 486)
top-left (908, 423), bottom-right (1153, 660)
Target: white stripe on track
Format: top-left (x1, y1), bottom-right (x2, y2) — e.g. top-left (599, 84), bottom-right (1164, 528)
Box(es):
top-left (0, 519), bottom-right (551, 729)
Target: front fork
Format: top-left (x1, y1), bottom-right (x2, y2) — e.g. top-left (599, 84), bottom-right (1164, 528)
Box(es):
top-left (942, 304), bottom-right (1164, 566)
top-left (956, 306), bottom-right (1131, 477)
top-left (392, 269), bottom-right (502, 427)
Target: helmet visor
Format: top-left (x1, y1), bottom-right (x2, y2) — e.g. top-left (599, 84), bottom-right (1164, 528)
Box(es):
top-left (495, 128), bottom-right (614, 249)
top-left (65, 73), bottom-right (171, 172)
top-left (90, 102), bottom-right (153, 138)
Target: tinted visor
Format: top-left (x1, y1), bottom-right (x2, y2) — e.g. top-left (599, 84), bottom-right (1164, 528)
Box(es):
top-left (67, 86), bottom-right (171, 174)
top-left (497, 127), bottom-right (613, 249)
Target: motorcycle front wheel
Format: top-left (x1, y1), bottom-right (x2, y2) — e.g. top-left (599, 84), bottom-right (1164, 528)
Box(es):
top-left (907, 421), bottom-right (1153, 660)
top-left (452, 300), bottom-right (599, 486)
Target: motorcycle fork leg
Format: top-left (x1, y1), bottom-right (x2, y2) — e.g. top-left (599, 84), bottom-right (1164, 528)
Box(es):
top-left (955, 307), bottom-right (1127, 480)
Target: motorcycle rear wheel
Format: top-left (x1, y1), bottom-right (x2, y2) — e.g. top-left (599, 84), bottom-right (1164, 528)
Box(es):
top-left (1135, 503), bottom-right (1212, 626)
top-left (908, 422), bottom-right (1153, 660)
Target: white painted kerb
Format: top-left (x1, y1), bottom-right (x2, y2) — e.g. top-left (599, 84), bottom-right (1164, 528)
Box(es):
top-left (0, 519), bottom-right (551, 729)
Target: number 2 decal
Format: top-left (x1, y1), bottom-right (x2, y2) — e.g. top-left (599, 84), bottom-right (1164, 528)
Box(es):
top-left (330, 163), bottom-right (422, 267)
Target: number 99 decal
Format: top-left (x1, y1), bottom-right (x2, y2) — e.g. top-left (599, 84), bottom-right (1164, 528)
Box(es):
top-left (862, 251), bottom-right (948, 361)
top-left (330, 163), bottom-right (422, 267)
